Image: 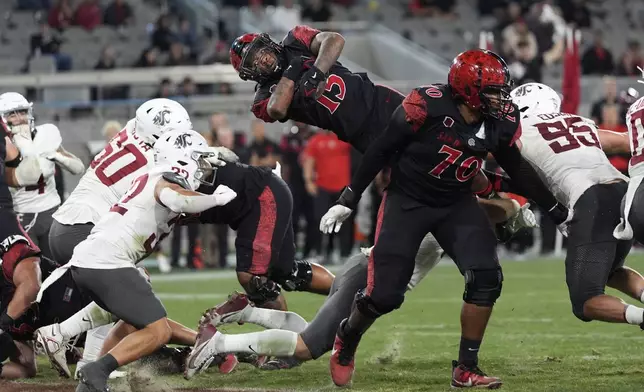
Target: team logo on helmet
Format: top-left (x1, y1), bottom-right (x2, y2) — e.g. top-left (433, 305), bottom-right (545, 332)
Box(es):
top-left (174, 133), bottom-right (193, 148)
top-left (153, 109), bottom-right (171, 126)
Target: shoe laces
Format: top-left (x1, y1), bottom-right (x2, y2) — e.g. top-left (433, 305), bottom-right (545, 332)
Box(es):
top-left (466, 364), bottom-right (488, 377)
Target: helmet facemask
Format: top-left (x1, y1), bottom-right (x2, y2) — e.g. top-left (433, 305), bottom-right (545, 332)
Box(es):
top-left (480, 83), bottom-right (514, 119)
top-left (239, 34), bottom-right (285, 84)
top-left (191, 151), bottom-right (216, 188)
top-left (1, 106), bottom-right (34, 135)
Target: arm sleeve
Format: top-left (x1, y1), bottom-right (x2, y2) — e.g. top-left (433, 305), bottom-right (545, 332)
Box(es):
top-left (493, 143), bottom-right (559, 210)
top-left (349, 103), bottom-right (418, 196)
top-left (159, 187), bottom-right (222, 214)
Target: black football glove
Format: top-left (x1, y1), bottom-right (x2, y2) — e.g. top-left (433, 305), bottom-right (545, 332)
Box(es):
top-left (298, 64), bottom-right (327, 99)
top-left (282, 56), bottom-right (305, 82)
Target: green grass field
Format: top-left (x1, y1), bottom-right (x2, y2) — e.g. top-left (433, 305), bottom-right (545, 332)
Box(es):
top-left (11, 255), bottom-right (644, 391)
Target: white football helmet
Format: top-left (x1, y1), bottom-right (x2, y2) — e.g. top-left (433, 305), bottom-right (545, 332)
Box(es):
top-left (154, 129), bottom-right (215, 191)
top-left (510, 82), bottom-right (561, 116)
top-left (0, 92), bottom-right (34, 132)
top-left (135, 98), bottom-right (192, 146)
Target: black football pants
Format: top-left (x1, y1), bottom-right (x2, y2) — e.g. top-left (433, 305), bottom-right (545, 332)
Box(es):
top-left (366, 190), bottom-right (500, 314)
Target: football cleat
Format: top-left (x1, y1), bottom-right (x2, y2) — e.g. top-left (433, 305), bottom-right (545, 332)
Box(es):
top-left (451, 360), bottom-right (502, 389)
top-left (329, 319), bottom-right (359, 386)
top-left (76, 362), bottom-right (111, 392)
top-left (215, 353), bottom-right (239, 374)
top-left (184, 313), bottom-right (221, 379)
top-left (260, 356), bottom-right (302, 371)
top-left (205, 291), bottom-right (253, 327)
top-left (35, 323), bottom-right (72, 378)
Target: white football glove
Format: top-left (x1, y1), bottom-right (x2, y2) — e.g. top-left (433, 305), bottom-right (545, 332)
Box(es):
top-left (505, 201), bottom-right (539, 234)
top-left (556, 209), bottom-right (573, 238)
top-left (212, 185), bottom-right (237, 206)
top-left (272, 162), bottom-right (282, 178)
top-left (319, 204), bottom-right (353, 234)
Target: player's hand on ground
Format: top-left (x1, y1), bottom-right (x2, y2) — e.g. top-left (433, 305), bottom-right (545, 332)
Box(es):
top-left (212, 185), bottom-right (237, 206)
top-left (320, 204), bottom-right (353, 234)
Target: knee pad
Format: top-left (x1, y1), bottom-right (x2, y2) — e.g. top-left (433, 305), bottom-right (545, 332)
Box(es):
top-left (463, 268), bottom-right (503, 307)
top-left (246, 275), bottom-right (282, 306)
top-left (355, 289), bottom-right (401, 317)
top-left (279, 260), bottom-right (313, 292)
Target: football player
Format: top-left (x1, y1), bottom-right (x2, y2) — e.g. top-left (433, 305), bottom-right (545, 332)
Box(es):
top-left (509, 83), bottom-right (644, 333)
top-left (0, 92), bottom-right (85, 260)
top-left (319, 50), bottom-right (568, 388)
top-left (234, 25), bottom-right (536, 301)
top-left (37, 129), bottom-right (237, 392)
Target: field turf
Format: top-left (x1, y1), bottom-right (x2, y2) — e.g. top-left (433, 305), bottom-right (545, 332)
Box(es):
top-left (6, 255), bottom-right (644, 392)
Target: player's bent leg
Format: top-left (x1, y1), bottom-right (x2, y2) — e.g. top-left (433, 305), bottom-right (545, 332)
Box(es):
top-left (72, 266), bottom-right (170, 391)
top-left (608, 266), bottom-right (644, 303)
top-left (237, 272), bottom-right (287, 310)
top-left (76, 325), bottom-right (114, 380)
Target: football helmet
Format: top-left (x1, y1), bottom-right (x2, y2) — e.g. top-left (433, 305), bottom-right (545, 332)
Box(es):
top-left (448, 49), bottom-right (513, 119)
top-left (0, 92), bottom-right (35, 133)
top-left (230, 33), bottom-right (285, 84)
top-left (510, 82), bottom-right (561, 116)
top-left (154, 129), bottom-right (215, 191)
top-left (135, 99), bottom-right (192, 146)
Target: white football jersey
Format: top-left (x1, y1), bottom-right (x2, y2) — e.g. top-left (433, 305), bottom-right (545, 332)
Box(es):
top-left (626, 96), bottom-right (644, 177)
top-left (518, 112), bottom-right (626, 209)
top-left (53, 119), bottom-right (156, 225)
top-left (11, 124), bottom-right (61, 213)
top-left (70, 170), bottom-right (179, 269)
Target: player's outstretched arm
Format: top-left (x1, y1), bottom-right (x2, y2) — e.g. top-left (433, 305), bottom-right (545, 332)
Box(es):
top-left (4, 137), bottom-right (55, 187)
top-left (350, 104), bottom-right (416, 198)
top-left (154, 177), bottom-right (237, 214)
top-left (597, 129), bottom-right (630, 154)
top-left (49, 145), bottom-right (85, 175)
top-left (494, 143), bottom-right (568, 224)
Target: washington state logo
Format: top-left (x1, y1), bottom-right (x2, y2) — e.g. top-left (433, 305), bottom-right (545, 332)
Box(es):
top-left (153, 109), bottom-right (171, 126)
top-left (174, 133), bottom-right (193, 148)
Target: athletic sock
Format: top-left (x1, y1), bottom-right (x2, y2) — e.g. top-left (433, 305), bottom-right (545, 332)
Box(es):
top-left (95, 353), bottom-right (119, 375)
top-left (59, 302), bottom-right (114, 339)
top-left (243, 308), bottom-right (308, 333)
top-left (217, 330), bottom-right (298, 357)
top-left (625, 304), bottom-right (644, 325)
top-left (458, 337), bottom-right (481, 368)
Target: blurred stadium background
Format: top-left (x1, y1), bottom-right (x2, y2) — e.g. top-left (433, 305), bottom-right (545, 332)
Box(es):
top-left (1, 0), bottom-right (643, 269)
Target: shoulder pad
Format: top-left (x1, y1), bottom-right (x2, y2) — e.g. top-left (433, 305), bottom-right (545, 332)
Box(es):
top-left (162, 171), bottom-right (191, 190)
top-left (33, 123), bottom-right (62, 153)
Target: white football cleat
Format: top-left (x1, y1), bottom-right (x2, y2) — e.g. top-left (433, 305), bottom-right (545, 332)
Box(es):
top-left (36, 323), bottom-right (71, 378)
top-left (184, 320), bottom-right (222, 380)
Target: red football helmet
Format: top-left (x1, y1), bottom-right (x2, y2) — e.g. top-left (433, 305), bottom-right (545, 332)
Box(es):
top-left (448, 49), bottom-right (513, 119)
top-left (230, 33), bottom-right (285, 84)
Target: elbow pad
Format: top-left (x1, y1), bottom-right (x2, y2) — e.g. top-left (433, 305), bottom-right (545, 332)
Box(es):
top-left (14, 156), bottom-right (55, 186)
top-left (159, 187), bottom-right (222, 214)
top-left (53, 152), bottom-right (85, 175)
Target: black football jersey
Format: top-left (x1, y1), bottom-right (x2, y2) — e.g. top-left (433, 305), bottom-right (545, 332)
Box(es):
top-left (389, 84), bottom-right (521, 207)
top-left (252, 25), bottom-right (377, 144)
top-left (197, 162), bottom-right (272, 228)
